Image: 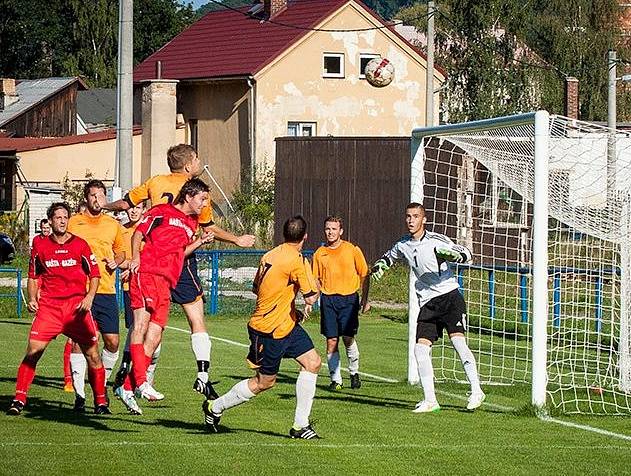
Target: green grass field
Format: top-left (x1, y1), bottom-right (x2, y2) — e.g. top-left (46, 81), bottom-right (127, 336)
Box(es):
top-left (1, 307), bottom-right (631, 475)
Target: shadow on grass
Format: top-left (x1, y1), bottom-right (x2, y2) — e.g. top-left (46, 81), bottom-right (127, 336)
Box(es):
top-left (0, 395), bottom-right (135, 432)
top-left (0, 318), bottom-right (31, 326)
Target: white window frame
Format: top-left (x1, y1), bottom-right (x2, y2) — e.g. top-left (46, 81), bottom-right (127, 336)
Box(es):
top-left (359, 53), bottom-right (380, 79)
top-left (479, 164), bottom-right (528, 229)
top-left (323, 53), bottom-right (345, 78)
top-left (288, 122), bottom-right (317, 137)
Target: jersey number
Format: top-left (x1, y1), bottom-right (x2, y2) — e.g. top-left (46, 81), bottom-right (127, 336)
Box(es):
top-left (161, 192), bottom-right (174, 204)
top-left (253, 263), bottom-right (272, 292)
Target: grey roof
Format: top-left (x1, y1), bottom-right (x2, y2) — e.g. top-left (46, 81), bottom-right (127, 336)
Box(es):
top-left (0, 77), bottom-right (83, 127)
top-left (77, 88), bottom-right (117, 126)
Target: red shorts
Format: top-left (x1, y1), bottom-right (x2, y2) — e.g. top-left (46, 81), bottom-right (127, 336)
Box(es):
top-left (130, 272), bottom-right (172, 328)
top-left (29, 296), bottom-right (99, 346)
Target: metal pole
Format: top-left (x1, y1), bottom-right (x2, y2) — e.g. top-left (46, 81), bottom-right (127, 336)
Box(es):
top-left (116, 0), bottom-right (134, 191)
top-left (425, 1), bottom-right (435, 127)
top-left (607, 50), bottom-right (617, 205)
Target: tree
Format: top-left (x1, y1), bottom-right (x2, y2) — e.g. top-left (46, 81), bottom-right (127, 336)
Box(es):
top-left (197, 0), bottom-right (250, 17)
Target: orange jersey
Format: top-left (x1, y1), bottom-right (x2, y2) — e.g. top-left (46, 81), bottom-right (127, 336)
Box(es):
top-left (312, 240), bottom-right (368, 296)
top-left (249, 243), bottom-right (318, 339)
top-left (125, 173), bottom-right (214, 227)
top-left (68, 212), bottom-right (125, 294)
top-left (120, 221), bottom-right (139, 291)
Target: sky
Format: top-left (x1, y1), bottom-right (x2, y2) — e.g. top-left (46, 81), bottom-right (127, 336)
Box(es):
top-left (189, 0), bottom-right (209, 8)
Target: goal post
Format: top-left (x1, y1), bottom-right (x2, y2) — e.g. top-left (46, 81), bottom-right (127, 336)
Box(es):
top-left (409, 111), bottom-right (631, 414)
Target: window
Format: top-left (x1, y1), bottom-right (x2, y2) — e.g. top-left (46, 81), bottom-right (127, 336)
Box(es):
top-left (323, 53), bottom-right (344, 78)
top-left (359, 53), bottom-right (380, 79)
top-left (478, 164), bottom-right (528, 228)
top-left (189, 119), bottom-right (198, 151)
top-left (288, 122), bottom-right (316, 137)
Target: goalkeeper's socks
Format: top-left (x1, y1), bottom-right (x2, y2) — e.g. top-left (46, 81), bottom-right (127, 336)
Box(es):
top-left (346, 341), bottom-right (360, 375)
top-left (414, 343), bottom-right (437, 402)
top-left (327, 351), bottom-right (342, 384)
top-left (212, 379), bottom-right (255, 414)
top-left (70, 352), bottom-right (87, 399)
top-left (451, 335), bottom-right (482, 394)
top-left (294, 370), bottom-right (318, 429)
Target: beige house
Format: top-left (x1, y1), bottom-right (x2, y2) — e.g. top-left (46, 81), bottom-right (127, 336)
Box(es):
top-left (134, 0), bottom-right (445, 198)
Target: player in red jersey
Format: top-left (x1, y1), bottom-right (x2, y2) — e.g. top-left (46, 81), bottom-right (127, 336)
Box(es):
top-left (7, 202), bottom-right (110, 416)
top-left (127, 178), bottom-right (214, 404)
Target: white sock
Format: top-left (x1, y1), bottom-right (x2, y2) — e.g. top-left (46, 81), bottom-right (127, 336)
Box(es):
top-left (101, 349), bottom-right (119, 381)
top-left (146, 343), bottom-right (161, 386)
top-left (327, 351), bottom-right (342, 384)
top-left (191, 332), bottom-right (211, 383)
top-left (212, 379), bottom-right (255, 415)
top-left (70, 353), bottom-right (87, 399)
top-left (414, 343), bottom-right (437, 403)
top-left (451, 335), bottom-right (482, 394)
top-left (294, 370), bottom-right (318, 429)
top-left (346, 340), bottom-right (360, 375)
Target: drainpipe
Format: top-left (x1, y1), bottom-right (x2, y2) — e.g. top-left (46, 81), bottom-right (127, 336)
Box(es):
top-left (247, 76), bottom-right (256, 187)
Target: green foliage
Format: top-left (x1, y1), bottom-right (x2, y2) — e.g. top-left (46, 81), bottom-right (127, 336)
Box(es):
top-left (362, 0), bottom-right (415, 20)
top-left (396, 0), bottom-right (630, 122)
top-left (0, 212), bottom-right (28, 255)
top-left (231, 166), bottom-right (275, 246)
top-left (197, 0), bottom-right (251, 16)
top-left (61, 171), bottom-right (93, 212)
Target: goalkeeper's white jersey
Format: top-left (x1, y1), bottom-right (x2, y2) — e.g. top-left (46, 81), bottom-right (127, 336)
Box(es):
top-left (381, 231), bottom-right (472, 308)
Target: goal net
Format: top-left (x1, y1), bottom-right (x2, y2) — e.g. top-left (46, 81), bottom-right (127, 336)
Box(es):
top-left (410, 111), bottom-right (631, 414)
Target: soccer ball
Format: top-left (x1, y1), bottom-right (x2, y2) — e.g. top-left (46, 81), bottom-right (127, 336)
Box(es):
top-left (364, 57), bottom-right (394, 88)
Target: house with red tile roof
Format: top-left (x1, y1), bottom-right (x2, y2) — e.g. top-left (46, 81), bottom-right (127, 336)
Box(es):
top-left (134, 0), bottom-right (444, 195)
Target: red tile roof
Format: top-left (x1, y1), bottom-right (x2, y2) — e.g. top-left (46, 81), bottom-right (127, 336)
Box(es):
top-left (134, 0), bottom-right (432, 82)
top-left (0, 127), bottom-right (142, 153)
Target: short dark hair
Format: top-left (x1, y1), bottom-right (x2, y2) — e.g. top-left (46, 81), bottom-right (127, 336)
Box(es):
top-left (83, 179), bottom-right (107, 199)
top-left (406, 202), bottom-right (425, 214)
top-left (283, 215), bottom-right (307, 243)
top-left (47, 202), bottom-right (71, 220)
top-left (174, 178), bottom-right (210, 205)
top-left (39, 218), bottom-right (49, 227)
top-left (324, 215), bottom-right (343, 228)
top-left (167, 144), bottom-right (197, 171)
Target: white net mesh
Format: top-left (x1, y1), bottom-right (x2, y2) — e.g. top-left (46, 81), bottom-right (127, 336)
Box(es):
top-left (412, 114), bottom-right (631, 414)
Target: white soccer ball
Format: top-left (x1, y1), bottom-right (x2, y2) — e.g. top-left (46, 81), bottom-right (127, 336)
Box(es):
top-left (364, 57), bottom-right (394, 88)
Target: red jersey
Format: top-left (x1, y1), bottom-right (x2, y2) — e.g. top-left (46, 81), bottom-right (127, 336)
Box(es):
top-left (29, 234), bottom-right (101, 299)
top-left (135, 203), bottom-right (199, 288)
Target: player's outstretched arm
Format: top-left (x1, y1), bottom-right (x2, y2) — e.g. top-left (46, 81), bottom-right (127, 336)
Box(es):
top-left (27, 277), bottom-right (39, 313)
top-left (101, 198), bottom-right (130, 212)
top-left (77, 276), bottom-right (99, 312)
top-left (185, 231), bottom-right (214, 256)
top-left (205, 224), bottom-right (255, 248)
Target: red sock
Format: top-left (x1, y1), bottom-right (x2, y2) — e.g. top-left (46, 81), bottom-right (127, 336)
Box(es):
top-left (15, 359), bottom-right (37, 404)
top-left (88, 365), bottom-right (107, 406)
top-left (123, 373), bottom-right (133, 391)
top-left (130, 343), bottom-right (147, 388)
top-left (63, 341), bottom-right (72, 385)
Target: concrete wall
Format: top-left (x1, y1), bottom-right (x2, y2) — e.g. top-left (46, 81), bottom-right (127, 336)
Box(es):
top-left (178, 81), bottom-right (251, 202)
top-left (253, 1), bottom-right (444, 170)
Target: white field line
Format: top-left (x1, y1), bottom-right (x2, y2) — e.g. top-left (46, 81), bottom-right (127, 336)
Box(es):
top-left (165, 324), bottom-right (631, 442)
top-left (1, 441), bottom-right (630, 450)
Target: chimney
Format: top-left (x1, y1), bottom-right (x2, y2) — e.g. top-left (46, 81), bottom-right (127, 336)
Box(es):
top-left (565, 77), bottom-right (579, 119)
top-left (0, 79), bottom-right (18, 111)
top-left (264, 0), bottom-right (287, 19)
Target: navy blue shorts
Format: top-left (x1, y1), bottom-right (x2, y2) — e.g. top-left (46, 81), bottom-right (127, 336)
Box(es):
top-left (171, 254), bottom-right (204, 305)
top-left (91, 293), bottom-right (120, 335)
top-left (123, 290), bottom-right (133, 329)
top-left (320, 293), bottom-right (360, 338)
top-left (246, 324), bottom-right (315, 375)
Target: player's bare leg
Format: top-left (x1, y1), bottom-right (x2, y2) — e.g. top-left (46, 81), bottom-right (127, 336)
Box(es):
top-left (290, 349), bottom-right (321, 439)
top-left (342, 335), bottom-right (361, 389)
top-left (412, 337), bottom-right (440, 413)
top-left (326, 337), bottom-right (342, 389)
top-left (182, 299), bottom-right (217, 399)
top-left (449, 332), bottom-right (485, 410)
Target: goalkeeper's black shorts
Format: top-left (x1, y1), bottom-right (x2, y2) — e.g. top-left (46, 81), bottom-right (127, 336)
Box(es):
top-left (417, 289), bottom-right (467, 342)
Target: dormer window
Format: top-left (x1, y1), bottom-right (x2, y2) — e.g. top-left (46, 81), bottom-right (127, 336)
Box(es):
top-left (323, 53), bottom-right (344, 78)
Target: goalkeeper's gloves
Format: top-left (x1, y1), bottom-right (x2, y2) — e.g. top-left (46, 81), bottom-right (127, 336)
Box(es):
top-left (435, 246), bottom-right (466, 263)
top-left (371, 259), bottom-right (390, 281)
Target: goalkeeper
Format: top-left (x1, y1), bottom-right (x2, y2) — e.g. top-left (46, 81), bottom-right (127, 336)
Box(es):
top-left (371, 202), bottom-right (485, 413)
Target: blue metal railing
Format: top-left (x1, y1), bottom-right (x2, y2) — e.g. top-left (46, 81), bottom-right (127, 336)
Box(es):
top-left (0, 268), bottom-right (23, 317)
